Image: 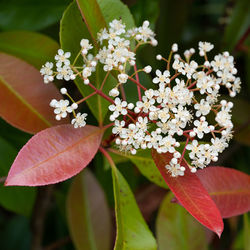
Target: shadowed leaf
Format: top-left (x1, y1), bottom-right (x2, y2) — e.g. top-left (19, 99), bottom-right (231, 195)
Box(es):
top-left (67, 169), bottom-right (111, 250)
top-left (0, 31), bottom-right (59, 69)
top-left (156, 192), bottom-right (208, 250)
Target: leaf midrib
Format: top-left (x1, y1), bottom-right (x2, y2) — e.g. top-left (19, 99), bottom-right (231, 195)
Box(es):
top-left (0, 75), bottom-right (51, 128)
top-left (9, 127), bottom-right (102, 179)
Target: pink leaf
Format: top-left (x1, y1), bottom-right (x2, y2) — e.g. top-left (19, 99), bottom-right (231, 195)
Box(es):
top-left (152, 150), bottom-right (224, 237)
top-left (197, 167), bottom-right (250, 218)
top-left (5, 125), bottom-right (103, 186)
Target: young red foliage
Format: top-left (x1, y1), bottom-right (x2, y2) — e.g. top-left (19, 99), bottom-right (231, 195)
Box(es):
top-left (0, 53), bottom-right (67, 134)
top-left (197, 166), bottom-right (250, 218)
top-left (5, 125), bottom-right (103, 186)
top-left (152, 149), bottom-right (224, 237)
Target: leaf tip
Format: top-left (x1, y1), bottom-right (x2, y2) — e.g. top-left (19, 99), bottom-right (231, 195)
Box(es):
top-left (215, 223), bottom-right (224, 238)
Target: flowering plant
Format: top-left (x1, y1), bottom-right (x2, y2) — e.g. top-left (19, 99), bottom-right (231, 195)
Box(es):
top-left (0, 0), bottom-right (249, 249)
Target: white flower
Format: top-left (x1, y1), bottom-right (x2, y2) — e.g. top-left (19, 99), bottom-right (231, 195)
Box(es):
top-left (159, 135), bottom-right (176, 153)
top-left (109, 19), bottom-right (126, 35)
top-left (118, 73), bottom-right (128, 83)
top-left (215, 109), bottom-right (233, 128)
top-left (172, 43), bottom-right (178, 52)
top-left (40, 62), bottom-right (54, 83)
top-left (196, 75), bottom-right (214, 94)
top-left (158, 108), bottom-right (170, 123)
top-left (51, 99), bottom-right (72, 120)
top-left (80, 39), bottom-right (93, 54)
top-left (194, 99), bottom-right (211, 117)
top-left (136, 20), bottom-right (156, 43)
top-left (199, 41), bottom-right (214, 56)
top-left (56, 65), bottom-right (75, 81)
top-left (135, 96), bottom-right (155, 113)
top-left (186, 140), bottom-right (200, 159)
top-left (181, 61), bottom-right (198, 79)
top-left (144, 65), bottom-right (152, 73)
top-left (109, 87), bottom-right (120, 97)
top-left (109, 98), bottom-right (127, 120)
top-left (153, 70), bottom-right (170, 84)
top-left (71, 113), bottom-right (87, 128)
top-left (165, 162), bottom-right (185, 177)
top-left (193, 117), bottom-right (210, 139)
top-left (112, 120), bottom-right (125, 134)
top-left (82, 67), bottom-right (92, 79)
top-left (55, 49), bottom-right (71, 67)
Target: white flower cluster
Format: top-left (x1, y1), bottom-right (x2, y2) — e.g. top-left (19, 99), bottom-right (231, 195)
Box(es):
top-left (40, 19), bottom-right (156, 128)
top-left (110, 41), bottom-right (241, 177)
top-left (40, 18), bottom-right (241, 177)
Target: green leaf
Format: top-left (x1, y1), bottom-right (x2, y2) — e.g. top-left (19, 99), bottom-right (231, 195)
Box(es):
top-left (60, 2), bottom-right (116, 123)
top-left (67, 169), bottom-right (112, 250)
top-left (96, 0), bottom-right (135, 29)
top-left (76, 0), bottom-right (135, 45)
top-left (0, 0), bottom-right (70, 31)
top-left (0, 136), bottom-right (36, 216)
top-left (223, 0), bottom-right (250, 51)
top-left (0, 31), bottom-right (59, 69)
top-left (111, 149), bottom-right (167, 189)
top-left (75, 0), bottom-right (106, 46)
top-left (156, 192), bottom-right (208, 250)
top-left (111, 164), bottom-right (157, 250)
top-left (60, 0), bottom-right (135, 123)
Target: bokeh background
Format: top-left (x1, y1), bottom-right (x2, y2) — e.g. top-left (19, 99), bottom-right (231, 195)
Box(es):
top-left (0, 0), bottom-right (249, 249)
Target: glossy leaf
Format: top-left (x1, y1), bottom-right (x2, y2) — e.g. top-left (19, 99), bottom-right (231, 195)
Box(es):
top-left (97, 0), bottom-right (135, 29)
top-left (111, 164), bottom-right (157, 250)
top-left (76, 0), bottom-right (135, 45)
top-left (0, 31), bottom-right (59, 69)
top-left (156, 192), bottom-right (208, 250)
top-left (5, 125), bottom-right (103, 186)
top-left (67, 169), bottom-right (111, 250)
top-left (196, 167), bottom-right (250, 218)
top-left (60, 2), bottom-right (116, 123)
top-left (152, 150), bottom-right (224, 237)
top-left (0, 53), bottom-right (67, 134)
top-left (76, 0), bottom-right (106, 45)
top-left (0, 0), bottom-right (70, 31)
top-left (110, 148), bottom-right (167, 188)
top-left (0, 136), bottom-right (36, 216)
top-left (60, 0), bottom-right (134, 122)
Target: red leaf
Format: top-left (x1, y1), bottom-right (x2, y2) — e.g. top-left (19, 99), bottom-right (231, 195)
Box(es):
top-left (5, 125), bottom-right (103, 186)
top-left (152, 150), bottom-right (224, 237)
top-left (0, 53), bottom-right (67, 134)
top-left (197, 167), bottom-right (250, 218)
